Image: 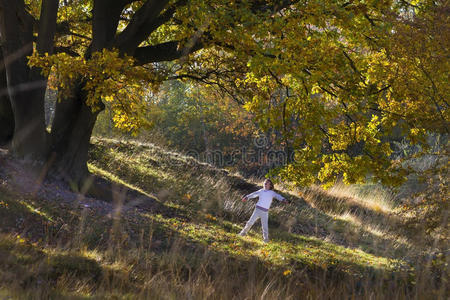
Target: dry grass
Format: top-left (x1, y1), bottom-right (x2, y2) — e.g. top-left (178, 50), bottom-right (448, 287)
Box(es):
top-left (0, 138), bottom-right (447, 299)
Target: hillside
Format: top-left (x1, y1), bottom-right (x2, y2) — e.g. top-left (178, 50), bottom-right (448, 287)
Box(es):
top-left (0, 138), bottom-right (446, 299)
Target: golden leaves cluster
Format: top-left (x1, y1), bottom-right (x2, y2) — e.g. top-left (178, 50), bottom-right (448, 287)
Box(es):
top-left (28, 49), bottom-right (164, 134)
top-left (228, 0), bottom-right (446, 187)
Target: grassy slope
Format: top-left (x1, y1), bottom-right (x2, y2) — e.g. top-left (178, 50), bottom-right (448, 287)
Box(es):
top-left (0, 138), bottom-right (446, 299)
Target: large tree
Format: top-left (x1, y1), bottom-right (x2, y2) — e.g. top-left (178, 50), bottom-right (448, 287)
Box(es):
top-left (0, 0), bottom-right (284, 188)
top-left (0, 0), bottom-right (447, 192)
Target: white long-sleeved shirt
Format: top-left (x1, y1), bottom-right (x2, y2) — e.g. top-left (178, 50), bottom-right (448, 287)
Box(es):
top-left (245, 189), bottom-right (285, 210)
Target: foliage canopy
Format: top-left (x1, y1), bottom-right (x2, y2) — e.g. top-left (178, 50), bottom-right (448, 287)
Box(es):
top-left (2, 0), bottom-right (448, 188)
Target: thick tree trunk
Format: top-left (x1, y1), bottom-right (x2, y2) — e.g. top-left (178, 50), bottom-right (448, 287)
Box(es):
top-left (0, 0), bottom-right (48, 159)
top-left (0, 51), bottom-right (14, 146)
top-left (7, 64), bottom-right (48, 159)
top-left (46, 0), bottom-right (122, 190)
top-left (50, 81), bottom-right (104, 190)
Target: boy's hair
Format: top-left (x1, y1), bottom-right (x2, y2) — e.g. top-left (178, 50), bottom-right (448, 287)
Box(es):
top-left (264, 179), bottom-right (274, 190)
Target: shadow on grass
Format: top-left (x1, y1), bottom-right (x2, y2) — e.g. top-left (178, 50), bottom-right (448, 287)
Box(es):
top-left (0, 233), bottom-right (138, 298)
top-left (135, 211), bottom-right (415, 299)
top-left (88, 139), bottom-right (414, 260)
top-left (270, 198), bottom-right (412, 259)
top-left (0, 178), bottom-right (418, 299)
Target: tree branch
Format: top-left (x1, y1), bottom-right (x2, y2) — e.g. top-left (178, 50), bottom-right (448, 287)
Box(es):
top-left (134, 37), bottom-right (203, 65)
top-left (54, 46), bottom-right (80, 57)
top-left (342, 50), bottom-right (365, 81)
top-left (418, 64), bottom-right (449, 133)
top-left (36, 0), bottom-right (59, 55)
top-left (91, 0), bottom-right (126, 52)
top-left (369, 84), bottom-right (391, 95)
top-left (55, 20), bottom-right (92, 40)
top-left (114, 0), bottom-right (174, 54)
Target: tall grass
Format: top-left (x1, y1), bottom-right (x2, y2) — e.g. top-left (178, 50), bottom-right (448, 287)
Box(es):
top-left (0, 138), bottom-right (447, 299)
